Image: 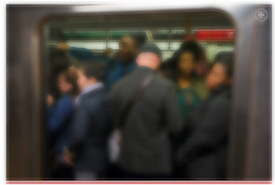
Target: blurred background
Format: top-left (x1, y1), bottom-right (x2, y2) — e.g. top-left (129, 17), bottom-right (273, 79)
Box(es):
top-left (6, 3), bottom-right (271, 181)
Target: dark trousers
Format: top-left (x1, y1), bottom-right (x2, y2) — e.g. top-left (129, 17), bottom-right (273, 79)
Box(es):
top-left (51, 162), bottom-right (74, 180)
top-left (106, 163), bottom-right (123, 180)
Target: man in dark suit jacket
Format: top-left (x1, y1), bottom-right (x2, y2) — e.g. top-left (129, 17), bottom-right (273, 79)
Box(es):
top-left (64, 63), bottom-right (111, 180)
top-left (110, 43), bottom-right (183, 179)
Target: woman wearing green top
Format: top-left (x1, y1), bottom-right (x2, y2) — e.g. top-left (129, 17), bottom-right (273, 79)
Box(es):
top-left (169, 41), bottom-right (211, 177)
top-left (173, 45), bottom-right (201, 117)
top-left (169, 42), bottom-right (202, 177)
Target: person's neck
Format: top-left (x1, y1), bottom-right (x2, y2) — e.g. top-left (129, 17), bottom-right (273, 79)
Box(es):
top-left (178, 73), bottom-right (192, 81)
top-left (82, 82), bottom-right (97, 90)
top-left (138, 65), bottom-right (156, 70)
top-left (178, 74), bottom-right (192, 88)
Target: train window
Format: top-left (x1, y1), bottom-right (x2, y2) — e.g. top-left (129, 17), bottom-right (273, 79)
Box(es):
top-left (44, 12), bottom-right (236, 62)
top-left (45, 29), bottom-right (235, 60)
top-left (42, 10), bottom-right (236, 179)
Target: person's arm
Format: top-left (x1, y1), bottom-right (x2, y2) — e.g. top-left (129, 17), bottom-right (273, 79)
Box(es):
top-left (48, 96), bottom-right (74, 135)
top-left (57, 42), bottom-right (100, 61)
top-left (177, 98), bottom-right (229, 164)
top-left (69, 47), bottom-right (100, 61)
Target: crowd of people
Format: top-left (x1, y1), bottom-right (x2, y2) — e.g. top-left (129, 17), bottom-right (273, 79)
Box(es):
top-left (46, 34), bottom-right (233, 180)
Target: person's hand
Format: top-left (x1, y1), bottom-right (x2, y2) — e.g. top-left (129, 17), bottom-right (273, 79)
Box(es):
top-left (103, 47), bottom-right (113, 57)
top-left (57, 42), bottom-right (70, 51)
top-left (47, 95), bottom-right (54, 106)
top-left (63, 147), bottom-right (74, 166)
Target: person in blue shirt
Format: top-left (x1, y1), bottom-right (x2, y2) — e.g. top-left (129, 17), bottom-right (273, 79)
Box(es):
top-left (47, 68), bottom-right (79, 179)
top-left (57, 34), bottom-right (145, 90)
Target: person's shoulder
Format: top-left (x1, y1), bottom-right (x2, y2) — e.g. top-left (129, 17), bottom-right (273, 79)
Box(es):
top-left (209, 93), bottom-right (230, 109)
top-left (111, 72), bottom-right (134, 93)
top-left (84, 87), bottom-right (109, 102)
top-left (78, 93), bottom-right (94, 109)
top-left (59, 94), bottom-right (74, 104)
top-left (92, 87), bottom-right (109, 99)
top-left (154, 75), bottom-right (177, 89)
top-left (83, 88), bottom-right (109, 109)
top-left (57, 95), bottom-right (74, 110)
top-left (107, 57), bottom-right (121, 69)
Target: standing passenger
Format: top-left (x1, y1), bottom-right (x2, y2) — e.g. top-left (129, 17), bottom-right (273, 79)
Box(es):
top-left (110, 43), bottom-right (183, 179)
top-left (47, 68), bottom-right (79, 179)
top-left (173, 48), bottom-right (201, 118)
top-left (64, 63), bottom-right (111, 180)
top-left (176, 60), bottom-right (233, 179)
top-left (170, 47), bottom-right (202, 177)
top-left (58, 34), bottom-right (145, 90)
top-left (171, 41), bottom-right (210, 102)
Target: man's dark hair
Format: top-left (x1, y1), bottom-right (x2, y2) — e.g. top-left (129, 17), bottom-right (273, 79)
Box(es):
top-left (130, 33), bottom-right (146, 48)
top-left (79, 62), bottom-right (106, 82)
top-left (119, 33), bottom-right (146, 48)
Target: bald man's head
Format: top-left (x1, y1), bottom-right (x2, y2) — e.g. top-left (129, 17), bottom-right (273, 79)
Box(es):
top-left (136, 52), bottom-right (161, 70)
top-left (136, 43), bottom-right (162, 70)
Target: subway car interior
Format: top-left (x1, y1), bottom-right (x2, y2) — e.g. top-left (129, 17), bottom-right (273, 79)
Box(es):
top-left (44, 12), bottom-right (235, 63)
top-left (7, 4), bottom-right (271, 181)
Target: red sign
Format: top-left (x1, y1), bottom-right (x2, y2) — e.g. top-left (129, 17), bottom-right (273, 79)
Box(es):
top-left (195, 29), bottom-right (236, 41)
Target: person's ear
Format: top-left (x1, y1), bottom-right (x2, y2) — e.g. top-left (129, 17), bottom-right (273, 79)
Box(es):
top-left (158, 57), bottom-right (161, 64)
top-left (136, 57), bottom-right (140, 65)
top-left (90, 77), bottom-right (97, 83)
top-left (157, 57), bottom-right (161, 65)
top-left (154, 57), bottom-right (161, 70)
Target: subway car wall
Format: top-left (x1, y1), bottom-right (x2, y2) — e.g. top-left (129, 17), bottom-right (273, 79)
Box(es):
top-left (6, 4), bottom-right (271, 180)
